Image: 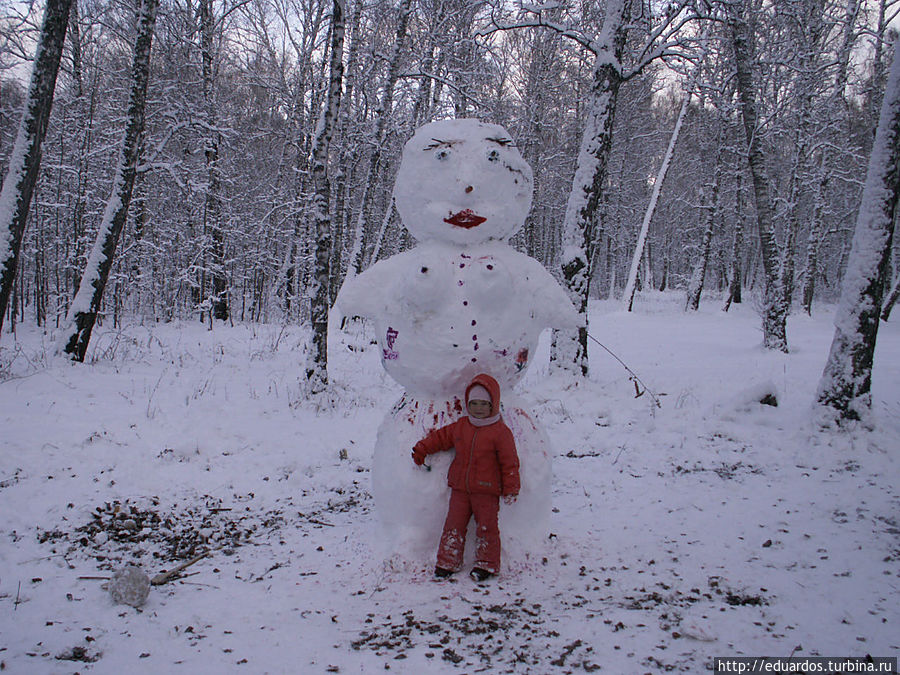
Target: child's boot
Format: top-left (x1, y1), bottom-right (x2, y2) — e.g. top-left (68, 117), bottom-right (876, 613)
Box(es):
top-left (469, 567), bottom-right (493, 583)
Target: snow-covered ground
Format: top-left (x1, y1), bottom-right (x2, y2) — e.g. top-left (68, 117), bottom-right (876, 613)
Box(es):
top-left (0, 293), bottom-right (897, 673)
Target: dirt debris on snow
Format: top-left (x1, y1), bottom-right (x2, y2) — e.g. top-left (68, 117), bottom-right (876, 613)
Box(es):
top-left (1, 301), bottom-right (898, 673)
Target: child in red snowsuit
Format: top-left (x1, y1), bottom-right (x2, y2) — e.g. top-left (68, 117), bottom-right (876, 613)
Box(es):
top-left (412, 373), bottom-right (520, 582)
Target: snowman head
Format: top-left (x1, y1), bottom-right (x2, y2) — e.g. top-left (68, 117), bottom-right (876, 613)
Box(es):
top-left (394, 119), bottom-right (533, 245)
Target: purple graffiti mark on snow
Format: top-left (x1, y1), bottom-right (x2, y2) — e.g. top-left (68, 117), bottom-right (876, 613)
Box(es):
top-left (383, 326), bottom-right (400, 360)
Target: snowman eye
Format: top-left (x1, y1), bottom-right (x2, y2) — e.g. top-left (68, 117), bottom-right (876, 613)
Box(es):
top-left (435, 149), bottom-right (451, 161)
top-left (487, 149), bottom-right (500, 163)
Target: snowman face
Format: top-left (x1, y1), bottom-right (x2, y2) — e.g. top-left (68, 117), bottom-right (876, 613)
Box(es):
top-left (394, 119), bottom-right (533, 245)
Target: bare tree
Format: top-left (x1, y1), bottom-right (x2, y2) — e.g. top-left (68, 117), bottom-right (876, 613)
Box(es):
top-left (0, 0), bottom-right (73, 336)
top-left (345, 0), bottom-right (413, 277)
top-left (554, 0), bottom-right (632, 375)
top-left (200, 0), bottom-right (227, 322)
top-left (800, 0), bottom-right (861, 315)
top-left (623, 32), bottom-right (707, 312)
top-left (329, 0), bottom-right (363, 304)
top-left (723, 170), bottom-right (745, 311)
top-left (59, 0), bottom-right (159, 361)
top-left (485, 1), bottom-right (700, 375)
top-left (727, 0), bottom-right (788, 351)
top-left (306, 0), bottom-right (346, 393)
top-left (816, 35), bottom-right (900, 423)
top-left (685, 164), bottom-right (720, 312)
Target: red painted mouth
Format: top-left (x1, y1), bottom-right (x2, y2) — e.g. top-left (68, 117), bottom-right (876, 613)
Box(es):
top-left (444, 210), bottom-right (486, 229)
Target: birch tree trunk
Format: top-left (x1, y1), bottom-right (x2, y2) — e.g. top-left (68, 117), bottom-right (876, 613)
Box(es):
top-left (800, 163), bottom-right (829, 315)
top-left (864, 0), bottom-right (893, 136)
top-left (200, 0), bottom-right (228, 322)
top-left (412, 41), bottom-right (437, 127)
top-left (66, 0), bottom-right (95, 315)
top-left (306, 0), bottom-right (345, 394)
top-left (723, 174), bottom-right (744, 311)
top-left (815, 35), bottom-right (900, 423)
top-left (728, 1), bottom-right (788, 351)
top-left (0, 0), bottom-right (73, 336)
top-left (685, 176), bottom-right (719, 311)
top-left (59, 0), bottom-right (159, 361)
top-left (834, 0), bottom-right (860, 110)
top-left (782, 0), bottom-right (825, 316)
top-left (623, 71), bottom-right (693, 312)
top-left (556, 0), bottom-right (630, 377)
top-left (800, 0), bottom-right (858, 315)
top-left (329, 0), bottom-right (362, 305)
top-left (780, 176), bottom-right (799, 314)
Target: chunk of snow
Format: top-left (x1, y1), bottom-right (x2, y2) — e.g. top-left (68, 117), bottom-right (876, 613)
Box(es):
top-left (108, 565), bottom-right (151, 608)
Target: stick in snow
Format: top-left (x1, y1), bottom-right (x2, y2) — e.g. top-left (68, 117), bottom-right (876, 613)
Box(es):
top-left (151, 549), bottom-right (213, 586)
top-left (587, 331), bottom-right (662, 408)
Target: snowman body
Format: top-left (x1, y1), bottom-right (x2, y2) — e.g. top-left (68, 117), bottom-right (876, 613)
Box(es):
top-left (338, 119), bottom-right (579, 569)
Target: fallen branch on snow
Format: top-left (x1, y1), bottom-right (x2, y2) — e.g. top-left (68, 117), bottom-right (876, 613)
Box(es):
top-left (151, 548), bottom-right (216, 586)
top-left (587, 332), bottom-right (662, 409)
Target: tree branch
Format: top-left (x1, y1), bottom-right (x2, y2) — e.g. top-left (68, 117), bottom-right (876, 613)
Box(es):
top-left (477, 11), bottom-right (596, 54)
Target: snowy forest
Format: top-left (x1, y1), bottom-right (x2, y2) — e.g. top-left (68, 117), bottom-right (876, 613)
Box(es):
top-left (1, 0), bottom-right (899, 671)
top-left (1, 0), bottom-right (898, 350)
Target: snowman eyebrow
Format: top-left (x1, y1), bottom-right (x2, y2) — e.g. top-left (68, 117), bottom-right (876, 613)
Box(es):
top-left (485, 137), bottom-right (514, 147)
top-left (423, 139), bottom-right (457, 150)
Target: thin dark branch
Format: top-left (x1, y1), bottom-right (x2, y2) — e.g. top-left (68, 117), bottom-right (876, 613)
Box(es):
top-left (477, 12), bottom-right (596, 54)
top-left (587, 333), bottom-right (662, 409)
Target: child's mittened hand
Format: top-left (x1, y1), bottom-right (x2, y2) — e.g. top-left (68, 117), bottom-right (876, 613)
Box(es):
top-left (411, 449), bottom-right (425, 465)
top-left (503, 494), bottom-right (517, 505)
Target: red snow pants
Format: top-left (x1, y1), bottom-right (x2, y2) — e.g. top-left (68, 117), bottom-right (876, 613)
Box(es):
top-left (436, 489), bottom-right (501, 574)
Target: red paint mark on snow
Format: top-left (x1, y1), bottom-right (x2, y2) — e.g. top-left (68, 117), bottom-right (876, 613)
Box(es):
top-left (515, 408), bottom-right (538, 432)
top-left (516, 348), bottom-right (529, 371)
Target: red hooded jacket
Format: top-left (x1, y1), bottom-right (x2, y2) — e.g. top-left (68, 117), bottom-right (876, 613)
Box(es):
top-left (413, 374), bottom-right (520, 497)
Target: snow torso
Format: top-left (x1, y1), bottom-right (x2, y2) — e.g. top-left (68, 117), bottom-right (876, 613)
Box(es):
top-left (340, 240), bottom-right (577, 396)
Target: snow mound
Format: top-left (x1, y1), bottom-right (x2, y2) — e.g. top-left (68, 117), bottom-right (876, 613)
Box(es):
top-left (728, 380), bottom-right (779, 411)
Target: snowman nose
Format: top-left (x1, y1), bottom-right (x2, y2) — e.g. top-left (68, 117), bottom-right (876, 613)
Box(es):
top-left (465, 185), bottom-right (474, 194)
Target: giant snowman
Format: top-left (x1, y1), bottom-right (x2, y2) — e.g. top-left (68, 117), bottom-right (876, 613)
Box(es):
top-left (338, 119), bottom-right (579, 570)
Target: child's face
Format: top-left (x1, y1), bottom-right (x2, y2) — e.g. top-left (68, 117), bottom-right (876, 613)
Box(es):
top-left (467, 399), bottom-right (492, 419)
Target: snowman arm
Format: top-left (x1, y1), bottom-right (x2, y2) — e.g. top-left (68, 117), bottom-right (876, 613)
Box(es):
top-left (521, 261), bottom-right (584, 329)
top-left (335, 264), bottom-right (392, 319)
